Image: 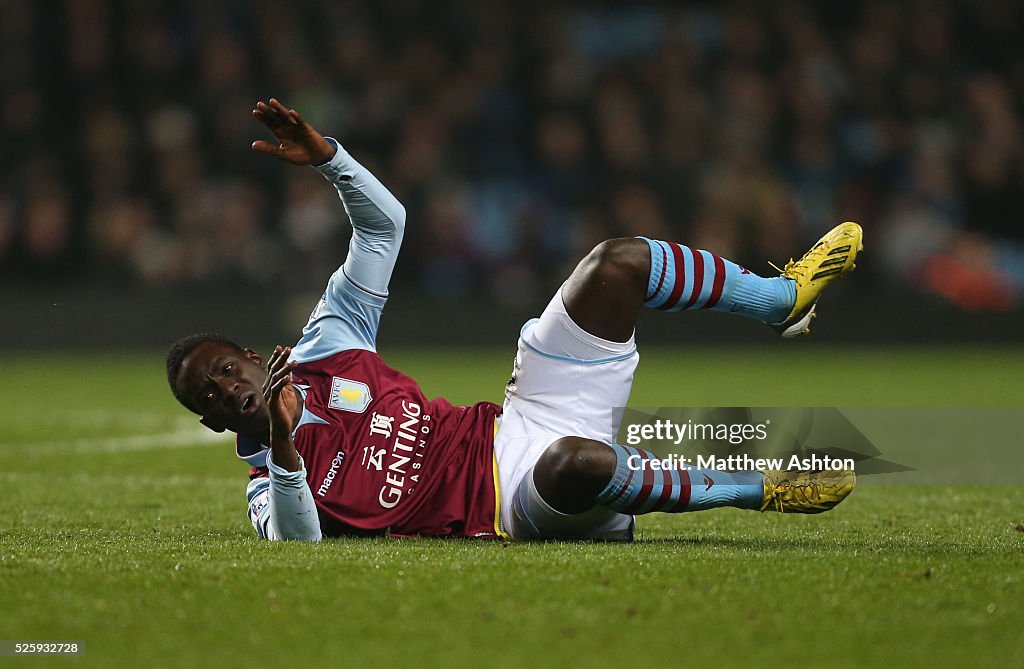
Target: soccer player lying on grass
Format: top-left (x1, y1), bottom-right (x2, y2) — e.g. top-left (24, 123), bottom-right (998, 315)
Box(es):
top-left (167, 98), bottom-right (861, 542)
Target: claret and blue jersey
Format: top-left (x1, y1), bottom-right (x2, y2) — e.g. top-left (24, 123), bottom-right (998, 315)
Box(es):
top-left (240, 139), bottom-right (503, 541)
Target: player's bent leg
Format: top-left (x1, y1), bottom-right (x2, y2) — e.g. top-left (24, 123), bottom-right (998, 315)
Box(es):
top-left (559, 234), bottom-right (796, 343)
top-left (559, 222), bottom-right (863, 343)
top-left (524, 438), bottom-right (855, 534)
top-left (557, 233), bottom-right (794, 340)
top-left (561, 235), bottom-right (799, 344)
top-left (530, 437), bottom-right (765, 519)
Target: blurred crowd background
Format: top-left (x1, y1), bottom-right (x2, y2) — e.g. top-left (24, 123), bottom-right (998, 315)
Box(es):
top-left (4, 0), bottom-right (1024, 317)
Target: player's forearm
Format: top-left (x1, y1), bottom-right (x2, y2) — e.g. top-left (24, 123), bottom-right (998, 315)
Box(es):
top-left (314, 138), bottom-right (406, 296)
top-left (269, 430), bottom-right (301, 472)
top-left (314, 137), bottom-right (406, 236)
top-left (265, 453), bottom-right (323, 542)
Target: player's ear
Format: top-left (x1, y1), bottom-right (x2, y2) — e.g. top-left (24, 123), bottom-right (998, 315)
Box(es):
top-left (243, 348), bottom-right (263, 366)
top-left (199, 417), bottom-right (226, 433)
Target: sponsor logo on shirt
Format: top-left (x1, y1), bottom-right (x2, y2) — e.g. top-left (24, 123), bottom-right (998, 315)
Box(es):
top-left (317, 450), bottom-right (346, 497)
top-left (361, 446), bottom-right (385, 471)
top-left (328, 377), bottom-right (372, 413)
top-left (377, 401), bottom-right (429, 509)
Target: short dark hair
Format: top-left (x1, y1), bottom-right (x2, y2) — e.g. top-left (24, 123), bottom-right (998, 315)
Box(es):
top-left (166, 333), bottom-right (244, 412)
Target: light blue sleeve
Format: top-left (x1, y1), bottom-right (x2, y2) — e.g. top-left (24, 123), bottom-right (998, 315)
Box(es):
top-left (291, 138), bottom-right (406, 363)
top-left (245, 477), bottom-right (273, 539)
top-left (291, 270), bottom-right (387, 362)
top-left (245, 454), bottom-right (322, 542)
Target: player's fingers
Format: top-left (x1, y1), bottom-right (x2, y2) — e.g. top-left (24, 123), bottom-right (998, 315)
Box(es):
top-left (265, 369), bottom-right (291, 401)
top-left (265, 345), bottom-right (285, 370)
top-left (253, 109), bottom-right (276, 128)
top-left (251, 140), bottom-right (282, 156)
top-left (270, 344), bottom-right (289, 367)
top-left (268, 359), bottom-right (296, 388)
top-left (270, 373), bottom-right (293, 396)
top-left (255, 101), bottom-right (282, 127)
top-left (287, 109), bottom-right (300, 126)
top-left (257, 99), bottom-right (281, 117)
top-left (263, 346), bottom-right (283, 393)
top-left (268, 360), bottom-right (290, 384)
top-left (266, 99), bottom-right (287, 123)
top-left (269, 98), bottom-right (291, 119)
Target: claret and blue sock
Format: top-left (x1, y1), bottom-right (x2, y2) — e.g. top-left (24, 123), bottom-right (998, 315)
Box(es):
top-left (639, 237), bottom-right (795, 324)
top-left (595, 443), bottom-right (764, 514)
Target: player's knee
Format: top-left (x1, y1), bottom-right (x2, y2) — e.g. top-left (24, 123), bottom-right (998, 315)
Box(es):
top-left (539, 437), bottom-right (615, 488)
top-left (581, 238), bottom-right (650, 286)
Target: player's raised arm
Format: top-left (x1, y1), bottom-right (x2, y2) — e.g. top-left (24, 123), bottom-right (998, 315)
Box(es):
top-left (247, 344), bottom-right (322, 542)
top-left (252, 98), bottom-right (406, 297)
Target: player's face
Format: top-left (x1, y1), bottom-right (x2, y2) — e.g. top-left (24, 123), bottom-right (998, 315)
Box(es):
top-left (175, 342), bottom-right (270, 437)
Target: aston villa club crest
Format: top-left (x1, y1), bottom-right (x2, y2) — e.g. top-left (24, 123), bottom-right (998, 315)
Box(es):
top-left (328, 377), bottom-right (372, 413)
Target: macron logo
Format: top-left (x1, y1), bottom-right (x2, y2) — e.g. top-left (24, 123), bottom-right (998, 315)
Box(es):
top-left (317, 451), bottom-right (345, 497)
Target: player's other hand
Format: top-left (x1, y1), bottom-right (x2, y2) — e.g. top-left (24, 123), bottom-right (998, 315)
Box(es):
top-left (263, 345), bottom-right (299, 438)
top-left (251, 98), bottom-right (336, 166)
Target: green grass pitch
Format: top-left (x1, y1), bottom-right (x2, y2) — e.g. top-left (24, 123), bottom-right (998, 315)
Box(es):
top-left (1, 346), bottom-right (1022, 668)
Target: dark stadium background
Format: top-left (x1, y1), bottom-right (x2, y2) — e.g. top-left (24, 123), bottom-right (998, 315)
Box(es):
top-left (2, 0), bottom-right (1023, 347)
top-left (3, 5), bottom-right (1023, 669)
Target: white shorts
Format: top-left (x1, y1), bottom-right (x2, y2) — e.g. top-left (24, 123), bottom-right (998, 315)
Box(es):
top-left (493, 287), bottom-right (639, 540)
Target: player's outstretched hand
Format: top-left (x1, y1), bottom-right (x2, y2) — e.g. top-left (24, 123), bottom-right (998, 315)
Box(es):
top-left (263, 345), bottom-right (299, 439)
top-left (251, 98), bottom-right (336, 166)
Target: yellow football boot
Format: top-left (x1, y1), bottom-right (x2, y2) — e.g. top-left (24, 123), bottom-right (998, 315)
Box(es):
top-left (770, 222), bottom-right (863, 338)
top-left (759, 467), bottom-right (856, 513)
